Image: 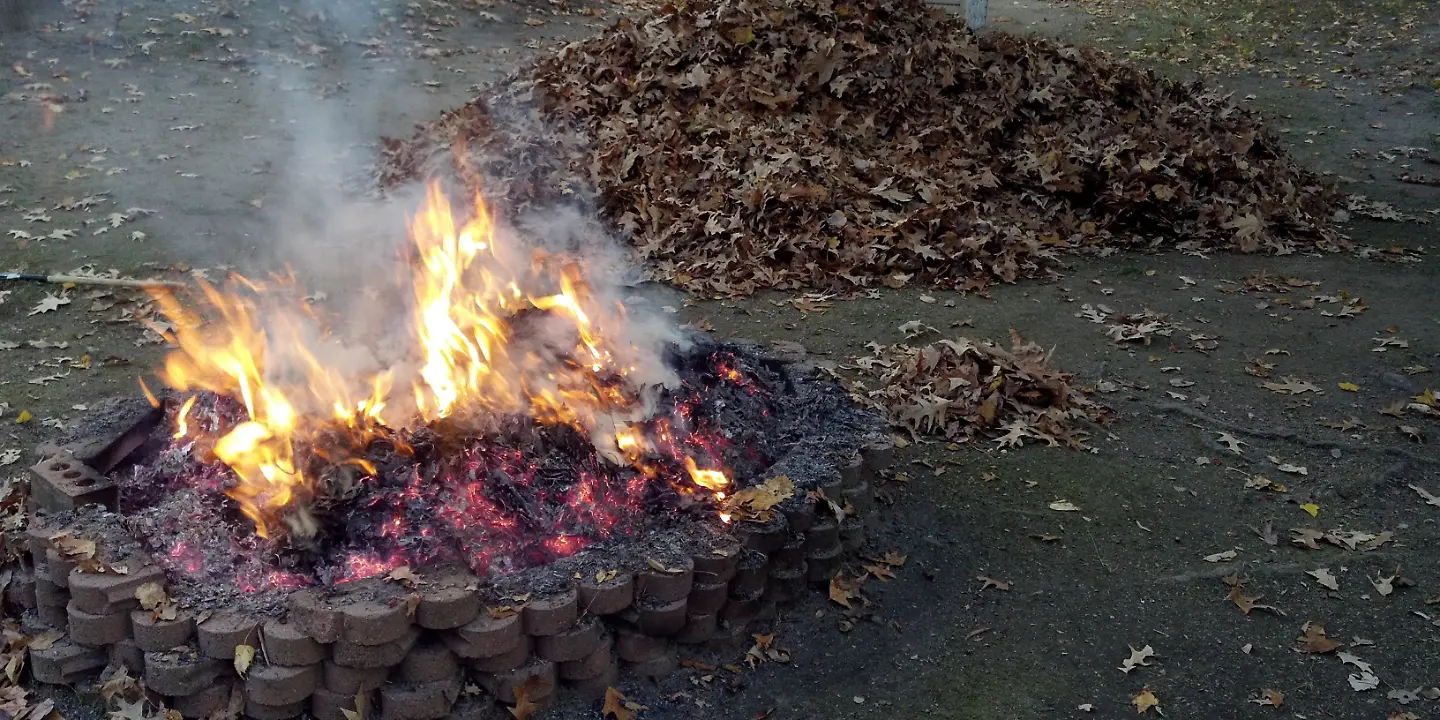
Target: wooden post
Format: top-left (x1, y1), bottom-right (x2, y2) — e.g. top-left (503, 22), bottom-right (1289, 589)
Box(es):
top-left (966, 0), bottom-right (987, 31)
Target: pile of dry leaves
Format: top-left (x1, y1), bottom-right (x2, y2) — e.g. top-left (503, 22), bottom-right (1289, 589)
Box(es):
top-left (380, 0), bottom-right (1348, 295)
top-left (845, 331), bottom-right (1108, 447)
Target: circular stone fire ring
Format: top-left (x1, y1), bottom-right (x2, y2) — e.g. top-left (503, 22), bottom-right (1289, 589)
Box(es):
top-left (11, 338), bottom-right (887, 719)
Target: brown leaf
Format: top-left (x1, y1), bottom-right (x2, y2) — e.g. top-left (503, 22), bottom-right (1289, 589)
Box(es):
top-left (1295, 622), bottom-right (1339, 654)
top-left (601, 687), bottom-right (634, 720)
top-left (508, 677), bottom-right (542, 719)
top-left (1251, 689), bottom-right (1284, 708)
top-left (977, 576), bottom-right (1011, 592)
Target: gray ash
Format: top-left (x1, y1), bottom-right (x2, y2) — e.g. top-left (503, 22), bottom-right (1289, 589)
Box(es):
top-left (100, 337), bottom-right (879, 613)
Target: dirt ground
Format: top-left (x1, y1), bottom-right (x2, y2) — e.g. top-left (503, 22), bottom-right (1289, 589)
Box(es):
top-left (3, 0), bottom-right (1439, 718)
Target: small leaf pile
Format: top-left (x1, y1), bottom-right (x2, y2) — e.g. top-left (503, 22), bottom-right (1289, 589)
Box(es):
top-left (380, 0), bottom-right (1348, 295)
top-left (846, 331), bottom-right (1107, 446)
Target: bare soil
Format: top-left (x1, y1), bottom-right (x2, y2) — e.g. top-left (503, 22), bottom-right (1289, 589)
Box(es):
top-left (3, 0), bottom-right (1438, 718)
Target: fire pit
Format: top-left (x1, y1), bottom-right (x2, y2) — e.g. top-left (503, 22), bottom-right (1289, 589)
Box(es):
top-left (7, 185), bottom-right (886, 719)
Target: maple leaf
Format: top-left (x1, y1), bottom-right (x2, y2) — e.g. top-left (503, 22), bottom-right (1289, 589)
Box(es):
top-left (28, 293), bottom-right (71, 316)
top-left (134, 582), bottom-right (168, 610)
top-left (1131, 687), bottom-right (1160, 713)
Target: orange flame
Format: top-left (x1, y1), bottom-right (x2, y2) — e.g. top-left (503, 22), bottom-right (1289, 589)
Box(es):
top-left (174, 396), bottom-right (197, 439)
top-left (148, 182), bottom-right (726, 538)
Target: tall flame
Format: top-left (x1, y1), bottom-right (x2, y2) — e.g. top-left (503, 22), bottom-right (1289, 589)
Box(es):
top-left (150, 183), bottom-right (728, 538)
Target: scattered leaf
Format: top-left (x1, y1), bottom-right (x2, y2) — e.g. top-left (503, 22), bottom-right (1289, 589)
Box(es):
top-left (1118, 645), bottom-right (1155, 674)
top-left (1305, 568), bottom-right (1340, 591)
top-left (1250, 689), bottom-right (1284, 708)
top-left (233, 644), bottom-right (256, 676)
top-left (1131, 687), bottom-right (1159, 713)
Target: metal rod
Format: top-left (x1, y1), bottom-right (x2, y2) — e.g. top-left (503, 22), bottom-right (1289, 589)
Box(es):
top-left (0, 272), bottom-right (187, 290)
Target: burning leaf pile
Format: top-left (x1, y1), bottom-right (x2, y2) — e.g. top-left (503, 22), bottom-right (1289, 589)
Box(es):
top-left (12, 179), bottom-right (882, 609)
top-left (845, 332), bottom-right (1107, 447)
top-left (105, 336), bottom-right (874, 606)
top-left (380, 0), bottom-right (1348, 295)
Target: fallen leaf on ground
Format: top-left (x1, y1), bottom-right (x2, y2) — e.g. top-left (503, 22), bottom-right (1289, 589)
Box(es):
top-left (1261, 376), bottom-right (1321, 394)
top-left (134, 582), bottom-right (168, 610)
top-left (601, 687), bottom-right (635, 720)
top-left (1216, 432), bottom-right (1246, 453)
top-left (1306, 568), bottom-right (1340, 591)
top-left (1299, 503), bottom-right (1320, 517)
top-left (1249, 689), bottom-right (1284, 708)
top-left (977, 576), bottom-right (1011, 592)
top-left (1049, 500), bottom-right (1081, 512)
top-left (508, 676), bottom-right (543, 719)
top-left (1410, 484), bottom-right (1440, 508)
top-left (28, 293), bottom-right (71, 316)
top-left (1349, 671), bottom-right (1380, 691)
top-left (1371, 567), bottom-right (1400, 596)
top-left (1131, 687), bottom-right (1160, 713)
top-left (1338, 382), bottom-right (1360, 392)
top-left (1291, 528), bottom-right (1324, 549)
top-left (1338, 651), bottom-right (1373, 674)
top-left (1227, 583), bottom-right (1281, 616)
top-left (829, 574), bottom-right (865, 609)
top-left (1118, 645), bottom-right (1155, 674)
top-left (1203, 550), bottom-right (1238, 562)
top-left (1296, 622), bottom-right (1339, 654)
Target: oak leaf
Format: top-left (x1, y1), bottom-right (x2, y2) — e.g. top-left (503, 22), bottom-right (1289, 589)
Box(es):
top-left (1306, 568), bottom-right (1340, 591)
top-left (601, 687), bottom-right (635, 720)
top-left (1295, 623), bottom-right (1338, 654)
top-left (1118, 645), bottom-right (1155, 674)
top-left (508, 676), bottom-right (542, 719)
